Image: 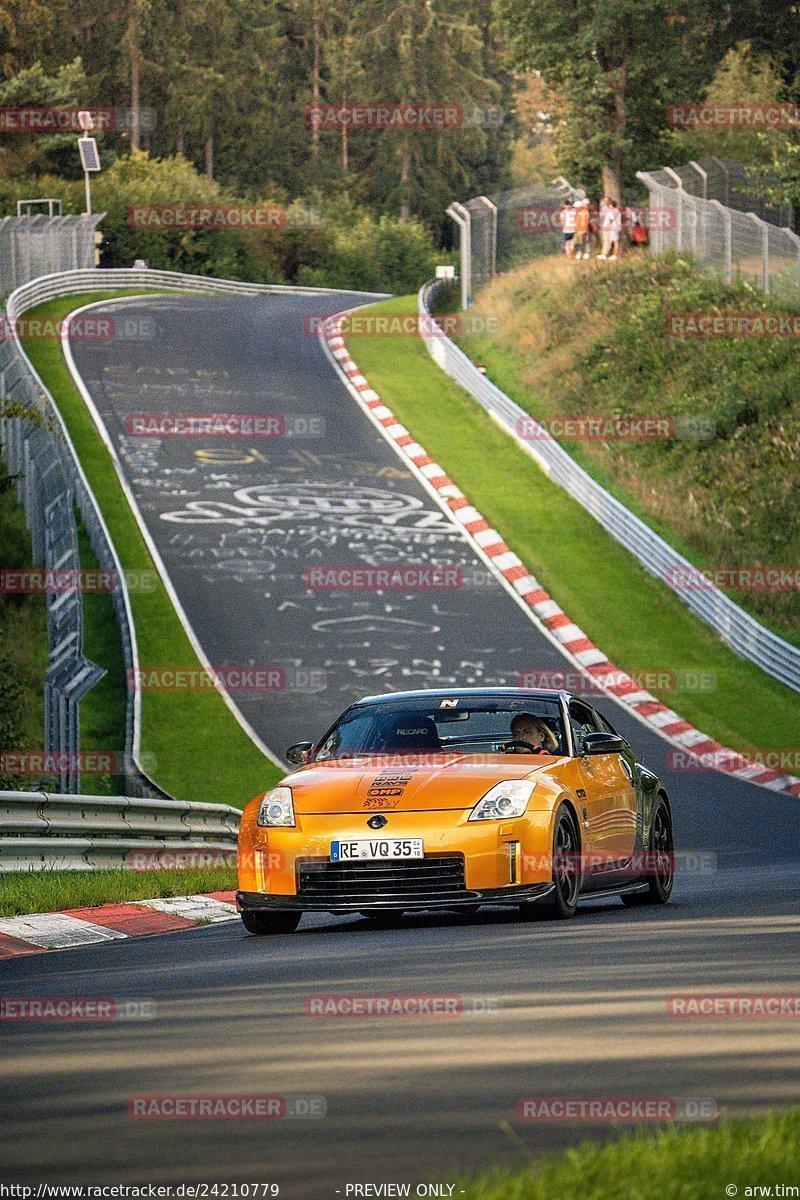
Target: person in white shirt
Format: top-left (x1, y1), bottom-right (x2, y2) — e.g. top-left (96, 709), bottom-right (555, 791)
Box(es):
top-left (560, 200), bottom-right (577, 257)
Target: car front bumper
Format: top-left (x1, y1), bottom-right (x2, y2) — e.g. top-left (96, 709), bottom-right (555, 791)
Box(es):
top-left (237, 807), bottom-right (557, 913)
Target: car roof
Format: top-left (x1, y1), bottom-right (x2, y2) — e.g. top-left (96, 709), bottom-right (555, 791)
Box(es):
top-left (354, 687), bottom-right (574, 706)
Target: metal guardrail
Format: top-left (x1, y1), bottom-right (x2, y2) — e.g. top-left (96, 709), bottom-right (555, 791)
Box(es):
top-left (2, 267), bottom-right (377, 796)
top-left (0, 789), bottom-right (241, 872)
top-left (419, 278), bottom-right (800, 694)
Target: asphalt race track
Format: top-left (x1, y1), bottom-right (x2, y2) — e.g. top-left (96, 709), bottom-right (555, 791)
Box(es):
top-left (1, 292), bottom-right (798, 1196)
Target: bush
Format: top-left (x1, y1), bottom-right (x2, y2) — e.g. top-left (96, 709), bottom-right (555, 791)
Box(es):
top-left (0, 152), bottom-right (450, 293)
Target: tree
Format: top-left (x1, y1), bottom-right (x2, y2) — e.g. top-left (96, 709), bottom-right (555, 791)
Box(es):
top-left (499, 0), bottom-right (722, 200)
top-left (667, 42), bottom-right (790, 167)
top-left (0, 57), bottom-right (88, 177)
top-left (348, 0), bottom-right (507, 222)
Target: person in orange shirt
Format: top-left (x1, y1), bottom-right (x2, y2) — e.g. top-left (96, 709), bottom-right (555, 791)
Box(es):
top-left (572, 198), bottom-right (591, 259)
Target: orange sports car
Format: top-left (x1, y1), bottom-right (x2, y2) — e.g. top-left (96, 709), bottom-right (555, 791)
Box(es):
top-left (236, 688), bottom-right (674, 933)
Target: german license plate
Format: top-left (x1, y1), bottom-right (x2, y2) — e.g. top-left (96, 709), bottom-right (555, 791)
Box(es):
top-left (330, 838), bottom-right (424, 862)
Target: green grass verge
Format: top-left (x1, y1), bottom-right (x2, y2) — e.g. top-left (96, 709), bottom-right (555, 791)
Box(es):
top-left (0, 866), bottom-right (236, 918)
top-left (463, 1108), bottom-right (799, 1200)
top-left (348, 295), bottom-right (800, 756)
top-left (21, 291), bottom-right (282, 806)
top-left (74, 516), bottom-right (128, 795)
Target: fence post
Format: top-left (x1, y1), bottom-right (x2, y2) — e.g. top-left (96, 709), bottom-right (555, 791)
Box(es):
top-left (688, 160), bottom-right (708, 199)
top-left (664, 167), bottom-right (684, 252)
top-left (476, 196), bottom-right (498, 280)
top-left (747, 212), bottom-right (770, 293)
top-left (709, 200), bottom-right (732, 283)
top-left (781, 226), bottom-right (800, 302)
top-left (446, 202), bottom-right (471, 309)
top-left (709, 156), bottom-right (730, 206)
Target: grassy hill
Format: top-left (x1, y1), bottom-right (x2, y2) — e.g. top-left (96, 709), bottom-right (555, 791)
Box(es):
top-left (457, 252), bottom-right (800, 645)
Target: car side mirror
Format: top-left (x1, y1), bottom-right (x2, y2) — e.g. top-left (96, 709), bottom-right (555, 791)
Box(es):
top-left (286, 741), bottom-right (314, 765)
top-left (581, 731), bottom-right (626, 756)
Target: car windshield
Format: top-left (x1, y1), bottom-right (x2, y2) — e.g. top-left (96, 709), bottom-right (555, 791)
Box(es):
top-left (314, 697), bottom-right (566, 760)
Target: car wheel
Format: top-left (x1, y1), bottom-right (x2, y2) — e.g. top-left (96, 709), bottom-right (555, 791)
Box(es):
top-left (533, 802), bottom-right (581, 919)
top-left (241, 910), bottom-right (301, 935)
top-left (622, 796), bottom-right (674, 906)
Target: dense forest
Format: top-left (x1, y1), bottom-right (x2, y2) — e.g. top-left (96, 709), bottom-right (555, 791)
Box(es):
top-left (0, 0), bottom-right (798, 285)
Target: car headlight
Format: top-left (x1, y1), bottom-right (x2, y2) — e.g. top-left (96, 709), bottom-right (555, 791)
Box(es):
top-left (468, 780), bottom-right (536, 821)
top-left (256, 786), bottom-right (295, 827)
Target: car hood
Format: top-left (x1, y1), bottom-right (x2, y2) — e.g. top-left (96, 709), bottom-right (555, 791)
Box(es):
top-left (285, 754), bottom-right (560, 813)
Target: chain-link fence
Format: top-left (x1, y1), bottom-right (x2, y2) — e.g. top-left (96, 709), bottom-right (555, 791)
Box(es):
top-left (0, 215), bottom-right (103, 299)
top-left (637, 163), bottom-right (800, 302)
top-left (447, 177), bottom-right (575, 307)
top-left (642, 158), bottom-right (793, 228)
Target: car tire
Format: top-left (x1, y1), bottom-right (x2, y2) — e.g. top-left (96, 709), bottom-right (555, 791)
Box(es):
top-left (240, 910), bottom-right (301, 935)
top-left (521, 802), bottom-right (581, 920)
top-left (621, 795), bottom-right (674, 906)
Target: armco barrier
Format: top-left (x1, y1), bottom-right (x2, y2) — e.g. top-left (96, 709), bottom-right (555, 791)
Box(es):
top-left (1, 268), bottom-right (389, 796)
top-left (419, 278), bottom-right (800, 694)
top-left (0, 789), bottom-right (241, 871)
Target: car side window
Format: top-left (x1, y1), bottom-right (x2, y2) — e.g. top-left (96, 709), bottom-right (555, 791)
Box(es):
top-left (594, 708), bottom-right (618, 736)
top-left (569, 701), bottom-right (601, 755)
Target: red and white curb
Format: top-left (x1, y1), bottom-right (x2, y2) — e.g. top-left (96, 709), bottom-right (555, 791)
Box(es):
top-left (321, 313), bottom-right (800, 800)
top-left (0, 891), bottom-right (238, 959)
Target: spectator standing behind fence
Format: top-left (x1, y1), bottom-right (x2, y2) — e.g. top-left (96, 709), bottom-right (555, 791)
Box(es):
top-left (629, 206), bottom-right (649, 249)
top-left (597, 196), bottom-right (612, 260)
top-left (573, 198), bottom-right (590, 259)
top-left (560, 199), bottom-right (577, 257)
top-left (598, 197), bottom-right (622, 261)
top-left (608, 200), bottom-right (622, 259)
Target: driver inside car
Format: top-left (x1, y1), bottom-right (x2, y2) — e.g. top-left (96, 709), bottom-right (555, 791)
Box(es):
top-left (508, 712), bottom-right (559, 754)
